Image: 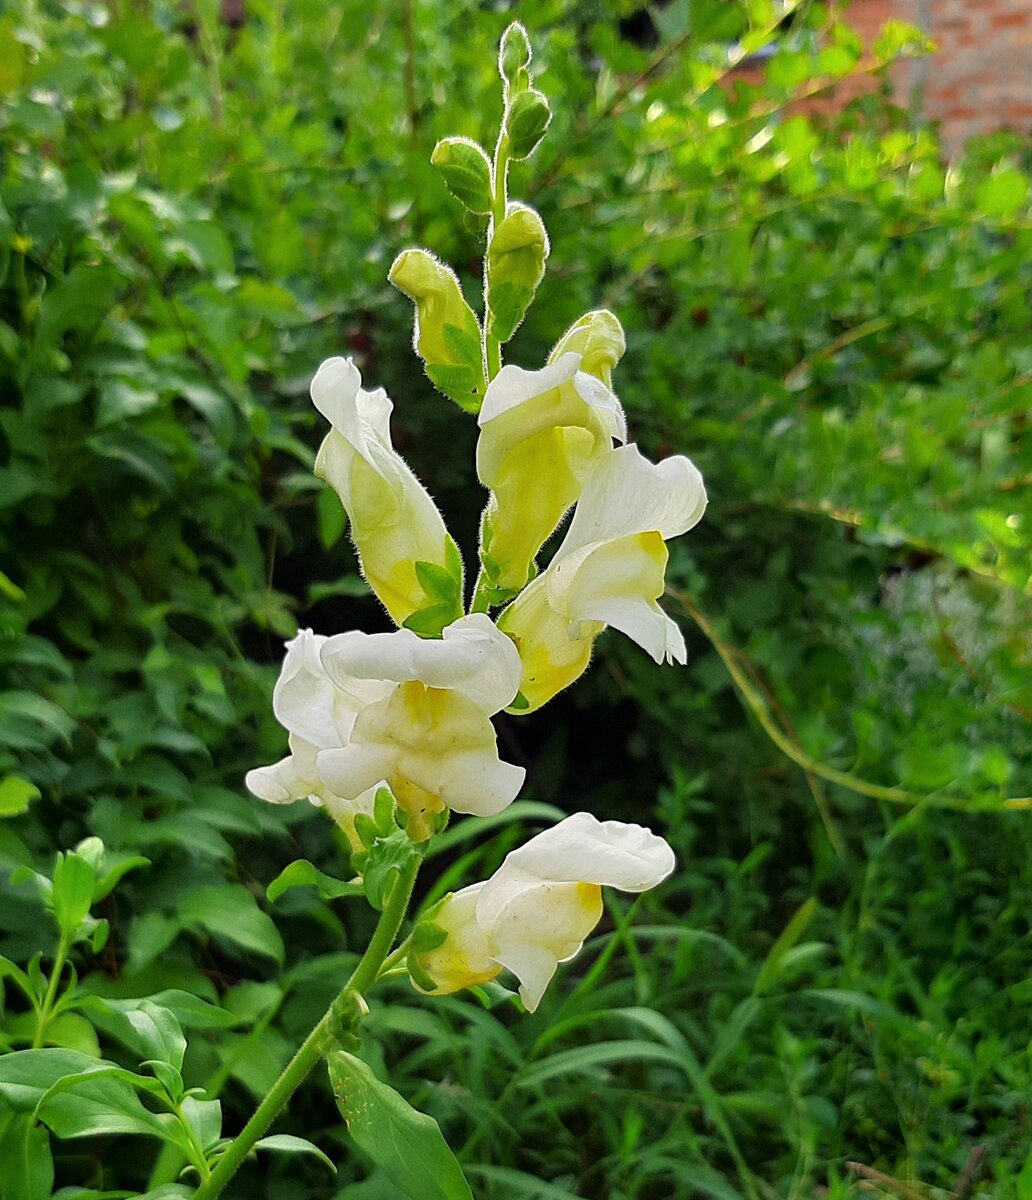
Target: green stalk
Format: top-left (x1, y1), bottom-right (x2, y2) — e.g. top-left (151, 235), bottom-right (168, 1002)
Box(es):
top-left (483, 129), bottom-right (510, 383)
top-left (32, 932), bottom-right (71, 1049)
top-left (192, 857), bottom-right (422, 1200)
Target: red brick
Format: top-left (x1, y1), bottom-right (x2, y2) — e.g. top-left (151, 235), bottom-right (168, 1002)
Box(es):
top-left (991, 11), bottom-right (1031, 27)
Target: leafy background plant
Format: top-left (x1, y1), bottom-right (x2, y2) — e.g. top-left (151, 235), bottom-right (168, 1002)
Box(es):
top-left (1, 1), bottom-right (1030, 1197)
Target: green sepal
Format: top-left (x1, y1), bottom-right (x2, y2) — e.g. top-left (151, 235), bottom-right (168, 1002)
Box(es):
top-left (430, 137), bottom-right (493, 214)
top-left (373, 784), bottom-right (397, 832)
top-left (409, 919), bottom-right (447, 954)
top-left (406, 948), bottom-right (441, 994)
top-left (509, 691), bottom-right (530, 712)
top-left (363, 829), bottom-right (421, 913)
top-left (403, 538), bottom-right (464, 639)
top-left (505, 89), bottom-right (551, 161)
top-left (485, 203), bottom-right (549, 343)
top-left (425, 363), bottom-right (483, 414)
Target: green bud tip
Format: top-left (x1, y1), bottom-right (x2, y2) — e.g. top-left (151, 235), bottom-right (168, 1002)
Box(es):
top-left (505, 89), bottom-right (552, 161)
top-left (499, 22), bottom-right (532, 84)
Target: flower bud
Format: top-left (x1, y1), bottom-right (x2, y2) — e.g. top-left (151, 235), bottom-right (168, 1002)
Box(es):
top-left (311, 357), bottom-right (465, 631)
top-left (430, 137), bottom-right (493, 214)
top-left (548, 310), bottom-right (626, 387)
top-left (485, 203), bottom-right (549, 343)
top-left (505, 88), bottom-right (551, 160)
top-left (498, 22), bottom-right (532, 87)
top-left (411, 814), bottom-right (676, 1011)
top-left (389, 249), bottom-right (487, 413)
top-left (409, 886), bottom-right (501, 995)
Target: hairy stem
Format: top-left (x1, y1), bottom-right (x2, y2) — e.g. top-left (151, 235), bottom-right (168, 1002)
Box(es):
top-left (192, 857), bottom-right (422, 1200)
top-left (483, 129), bottom-right (510, 382)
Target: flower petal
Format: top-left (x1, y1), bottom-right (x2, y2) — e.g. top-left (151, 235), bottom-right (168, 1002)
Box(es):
top-left (556, 444), bottom-right (707, 561)
top-left (310, 356), bottom-right (393, 474)
top-left (496, 812), bottom-right (676, 893)
top-left (320, 616), bottom-right (521, 715)
top-left (477, 878), bottom-right (604, 1012)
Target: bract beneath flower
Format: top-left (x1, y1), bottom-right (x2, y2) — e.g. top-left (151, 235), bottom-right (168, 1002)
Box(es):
top-left (312, 357), bottom-right (463, 633)
top-left (476, 352), bottom-right (626, 592)
top-left (498, 443), bottom-right (707, 712)
top-left (412, 813), bottom-right (675, 1010)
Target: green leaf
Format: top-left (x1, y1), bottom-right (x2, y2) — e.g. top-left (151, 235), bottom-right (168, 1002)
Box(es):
top-left (39, 1014), bottom-right (101, 1058)
top-left (180, 1095), bottom-right (222, 1154)
top-left (35, 1070), bottom-right (178, 1143)
top-left (976, 167), bottom-right (1029, 219)
top-left (0, 775), bottom-right (40, 818)
top-left (178, 884), bottom-right (285, 964)
top-left (254, 1133), bottom-right (337, 1173)
top-left (88, 999), bottom-right (187, 1069)
top-left (753, 897), bottom-right (818, 996)
top-left (266, 859), bottom-right (363, 904)
top-left (0, 1113), bottom-right (53, 1200)
top-left (51, 852), bottom-right (97, 939)
top-left (328, 1051), bottom-right (472, 1200)
top-left (0, 1050), bottom-right (119, 1112)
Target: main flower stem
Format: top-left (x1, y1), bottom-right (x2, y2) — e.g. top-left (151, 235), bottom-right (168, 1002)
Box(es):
top-left (192, 857), bottom-right (422, 1200)
top-left (483, 130), bottom-right (510, 383)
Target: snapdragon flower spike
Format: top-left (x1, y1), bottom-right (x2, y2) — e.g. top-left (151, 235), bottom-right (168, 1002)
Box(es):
top-left (312, 357), bottom-right (464, 634)
top-left (476, 351), bottom-right (627, 592)
top-left (244, 629), bottom-right (391, 850)
top-left (316, 614), bottom-right (526, 841)
top-left (498, 443), bottom-right (707, 712)
top-left (413, 813), bottom-right (675, 1011)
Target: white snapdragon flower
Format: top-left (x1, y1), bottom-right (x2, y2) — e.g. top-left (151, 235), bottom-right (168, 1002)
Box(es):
top-left (498, 443), bottom-right (707, 712)
top-left (312, 357), bottom-right (463, 633)
top-left (414, 813), bottom-right (675, 1011)
top-left (316, 614), bottom-right (526, 840)
top-left (476, 352), bottom-right (627, 592)
top-left (244, 629), bottom-right (390, 849)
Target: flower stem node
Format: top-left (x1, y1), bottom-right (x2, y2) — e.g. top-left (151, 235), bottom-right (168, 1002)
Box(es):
top-left (388, 250), bottom-right (487, 413)
top-left (485, 202), bottom-right (549, 344)
top-left (411, 813), bottom-right (675, 1011)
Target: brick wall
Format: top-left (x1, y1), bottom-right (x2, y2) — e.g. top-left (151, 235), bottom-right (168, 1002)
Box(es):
top-left (732, 0), bottom-right (1032, 155)
top-left (896, 0), bottom-right (1032, 151)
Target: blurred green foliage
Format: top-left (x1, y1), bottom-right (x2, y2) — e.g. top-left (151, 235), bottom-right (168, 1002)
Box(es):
top-left (1, 1), bottom-right (1030, 1197)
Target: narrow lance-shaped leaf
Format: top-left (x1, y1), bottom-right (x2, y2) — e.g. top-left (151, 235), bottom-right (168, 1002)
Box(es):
top-left (328, 1051), bottom-right (472, 1200)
